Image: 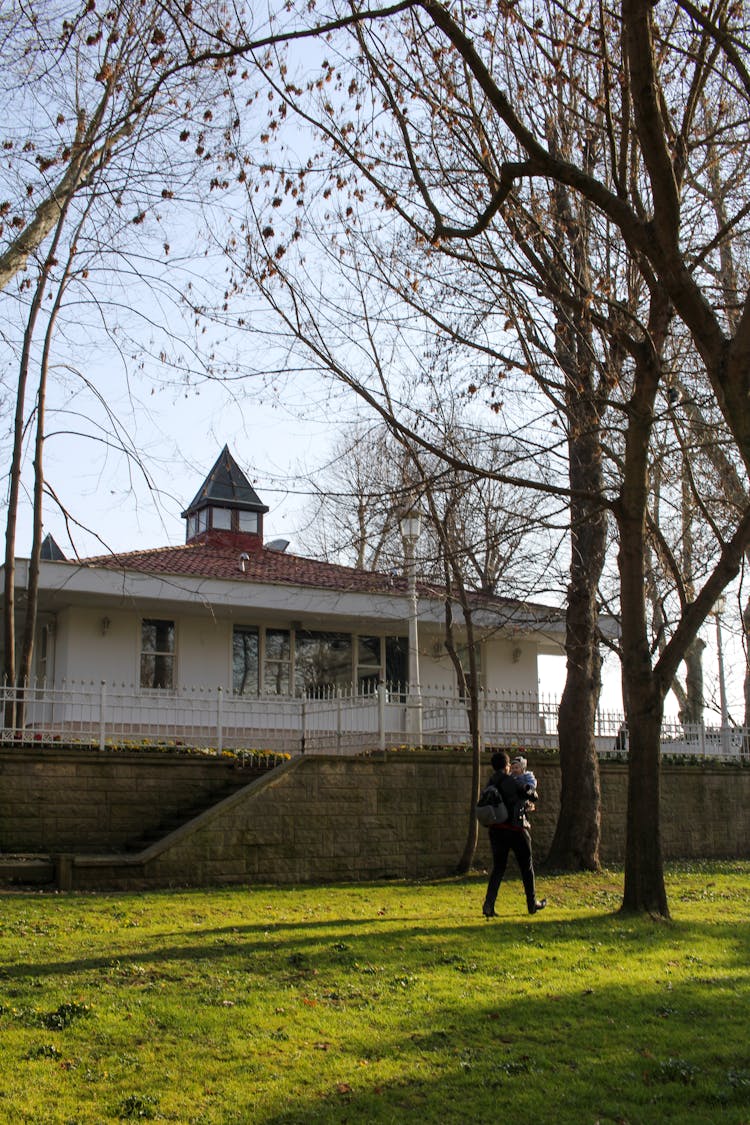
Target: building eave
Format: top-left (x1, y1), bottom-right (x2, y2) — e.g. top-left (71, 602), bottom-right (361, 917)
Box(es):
top-left (5, 558), bottom-right (569, 644)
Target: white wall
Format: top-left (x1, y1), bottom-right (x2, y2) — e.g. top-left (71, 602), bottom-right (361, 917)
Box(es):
top-left (50, 607), bottom-right (234, 689)
top-left (49, 606), bottom-right (543, 697)
top-left (54, 607), bottom-right (141, 684)
top-left (176, 617), bottom-right (231, 688)
top-left (483, 637), bottom-right (539, 695)
top-left (418, 641), bottom-right (457, 693)
top-left (418, 634), bottom-right (541, 696)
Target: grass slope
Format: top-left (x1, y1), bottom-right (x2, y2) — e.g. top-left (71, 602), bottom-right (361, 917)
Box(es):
top-left (0, 863), bottom-right (748, 1124)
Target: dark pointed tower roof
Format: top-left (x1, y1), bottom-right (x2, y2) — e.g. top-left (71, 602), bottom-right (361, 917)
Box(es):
top-left (40, 533), bottom-right (66, 561)
top-left (181, 446), bottom-right (269, 518)
top-left (181, 446), bottom-right (270, 548)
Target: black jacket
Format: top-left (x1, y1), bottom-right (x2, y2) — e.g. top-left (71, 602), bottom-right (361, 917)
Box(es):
top-left (488, 770), bottom-right (536, 829)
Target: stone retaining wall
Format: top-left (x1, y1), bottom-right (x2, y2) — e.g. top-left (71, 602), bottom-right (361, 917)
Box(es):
top-left (30, 752), bottom-right (747, 891)
top-left (0, 749), bottom-right (267, 853)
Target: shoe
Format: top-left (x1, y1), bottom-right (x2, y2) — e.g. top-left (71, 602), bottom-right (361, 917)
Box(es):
top-left (482, 902), bottom-right (497, 918)
top-left (528, 899), bottom-right (547, 915)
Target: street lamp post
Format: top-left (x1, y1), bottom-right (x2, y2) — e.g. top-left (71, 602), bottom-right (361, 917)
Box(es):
top-left (714, 596), bottom-right (730, 755)
top-left (401, 510), bottom-right (423, 747)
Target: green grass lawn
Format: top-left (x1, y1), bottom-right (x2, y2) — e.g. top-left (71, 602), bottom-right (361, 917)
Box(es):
top-left (0, 863), bottom-right (748, 1124)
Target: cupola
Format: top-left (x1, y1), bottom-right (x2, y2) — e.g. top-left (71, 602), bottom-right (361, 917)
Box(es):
top-left (181, 446), bottom-right (269, 547)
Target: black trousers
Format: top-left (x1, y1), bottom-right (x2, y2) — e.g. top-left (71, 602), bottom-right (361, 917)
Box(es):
top-left (484, 826), bottom-right (537, 912)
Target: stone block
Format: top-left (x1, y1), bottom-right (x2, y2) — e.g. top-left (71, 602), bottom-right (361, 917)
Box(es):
top-left (242, 823), bottom-right (286, 847)
top-left (291, 820), bottom-right (332, 847)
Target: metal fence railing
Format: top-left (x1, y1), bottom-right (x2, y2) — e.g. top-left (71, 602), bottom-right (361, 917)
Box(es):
top-left (0, 679), bottom-right (746, 759)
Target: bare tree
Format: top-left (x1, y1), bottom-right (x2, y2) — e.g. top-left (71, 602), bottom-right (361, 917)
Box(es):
top-left (296, 423), bottom-right (406, 569)
top-left (301, 420), bottom-right (547, 590)
top-left (296, 414), bottom-right (559, 869)
top-left (0, 0), bottom-right (266, 687)
top-left (216, 0), bottom-right (750, 915)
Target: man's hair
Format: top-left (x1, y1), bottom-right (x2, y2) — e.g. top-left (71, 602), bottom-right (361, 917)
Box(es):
top-left (491, 751), bottom-right (509, 771)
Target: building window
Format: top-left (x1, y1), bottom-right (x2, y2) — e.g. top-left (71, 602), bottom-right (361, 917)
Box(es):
top-left (264, 629), bottom-right (290, 695)
top-left (357, 635), bottom-right (381, 693)
top-left (238, 511), bottom-right (258, 533)
top-left (295, 631), bottom-right (353, 695)
top-left (233, 626), bottom-right (259, 695)
top-left (211, 507), bottom-right (232, 530)
top-left (140, 619), bottom-right (175, 689)
top-left (38, 623), bottom-right (51, 682)
top-left (385, 636), bottom-right (408, 692)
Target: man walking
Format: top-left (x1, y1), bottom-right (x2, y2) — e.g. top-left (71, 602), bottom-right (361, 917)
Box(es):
top-left (482, 750), bottom-right (546, 918)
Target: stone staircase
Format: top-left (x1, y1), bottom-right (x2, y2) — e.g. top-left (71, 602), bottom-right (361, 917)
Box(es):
top-left (120, 780), bottom-right (247, 853)
top-left (0, 771), bottom-right (257, 890)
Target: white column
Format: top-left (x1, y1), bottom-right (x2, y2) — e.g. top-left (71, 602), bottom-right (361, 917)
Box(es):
top-left (715, 598), bottom-right (730, 755)
top-left (401, 513), bottom-right (423, 748)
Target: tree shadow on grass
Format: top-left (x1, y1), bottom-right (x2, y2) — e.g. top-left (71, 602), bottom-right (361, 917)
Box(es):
top-left (246, 967), bottom-right (750, 1125)
top-left (1, 876), bottom-right (749, 1124)
top-left (1, 887), bottom-right (748, 987)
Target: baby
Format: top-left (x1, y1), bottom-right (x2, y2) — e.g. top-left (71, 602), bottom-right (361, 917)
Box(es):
top-left (510, 754), bottom-right (537, 796)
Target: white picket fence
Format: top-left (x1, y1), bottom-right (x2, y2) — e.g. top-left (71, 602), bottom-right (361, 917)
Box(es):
top-left (0, 679), bottom-right (746, 759)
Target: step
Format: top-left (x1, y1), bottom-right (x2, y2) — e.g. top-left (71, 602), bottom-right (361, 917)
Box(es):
top-left (0, 856), bottom-right (55, 886)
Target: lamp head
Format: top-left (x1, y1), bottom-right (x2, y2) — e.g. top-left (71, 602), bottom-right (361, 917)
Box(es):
top-left (400, 509), bottom-right (422, 543)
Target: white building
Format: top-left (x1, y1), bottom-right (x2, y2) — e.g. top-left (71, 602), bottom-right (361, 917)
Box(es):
top-left (3, 447), bottom-right (567, 750)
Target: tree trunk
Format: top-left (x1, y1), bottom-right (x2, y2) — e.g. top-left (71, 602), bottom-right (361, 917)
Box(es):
top-left (17, 212), bottom-right (80, 690)
top-left (19, 319), bottom-right (53, 691)
top-left (615, 294), bottom-right (672, 915)
top-left (546, 420), bottom-right (605, 870)
top-left (3, 295), bottom-right (37, 704)
top-left (621, 689), bottom-right (669, 916)
top-left (549, 629), bottom-right (603, 870)
top-left (544, 205), bottom-right (607, 868)
top-left (742, 595), bottom-right (750, 731)
top-left (680, 639), bottom-right (705, 727)
top-left (618, 459), bottom-right (670, 916)
top-left (455, 616), bottom-right (481, 875)
top-left (441, 577), bottom-right (481, 875)
top-left (3, 199), bottom-right (69, 714)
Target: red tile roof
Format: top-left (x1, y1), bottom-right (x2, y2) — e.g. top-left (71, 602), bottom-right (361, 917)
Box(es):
top-left (77, 532), bottom-right (562, 622)
top-left (81, 536), bottom-right (410, 596)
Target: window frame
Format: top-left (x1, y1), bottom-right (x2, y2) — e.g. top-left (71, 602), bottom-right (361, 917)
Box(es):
top-left (263, 627), bottom-right (292, 696)
top-left (294, 629), bottom-right (354, 695)
top-left (232, 625), bottom-right (260, 696)
top-left (140, 618), bottom-right (176, 691)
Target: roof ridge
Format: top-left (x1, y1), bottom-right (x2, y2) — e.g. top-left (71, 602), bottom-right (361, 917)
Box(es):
top-left (82, 539), bottom-right (398, 576)
top-left (81, 541), bottom-right (197, 564)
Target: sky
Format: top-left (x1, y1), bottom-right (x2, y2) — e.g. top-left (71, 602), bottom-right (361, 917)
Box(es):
top-left (33, 378), bottom-right (329, 557)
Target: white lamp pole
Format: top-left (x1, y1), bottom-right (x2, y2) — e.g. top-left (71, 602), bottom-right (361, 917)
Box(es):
top-left (401, 510), bottom-right (423, 747)
top-left (714, 596), bottom-right (730, 754)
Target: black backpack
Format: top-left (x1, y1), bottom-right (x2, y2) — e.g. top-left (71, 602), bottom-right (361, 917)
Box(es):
top-left (476, 782), bottom-right (509, 826)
